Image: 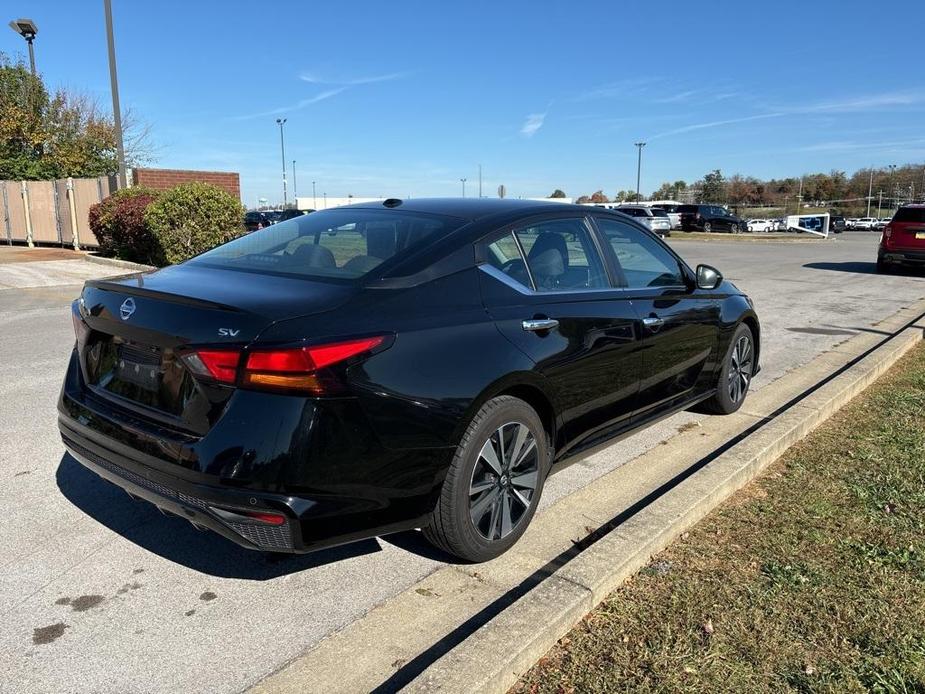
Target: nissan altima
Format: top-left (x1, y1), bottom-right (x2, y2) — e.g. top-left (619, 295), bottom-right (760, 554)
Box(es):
top-left (59, 198), bottom-right (760, 562)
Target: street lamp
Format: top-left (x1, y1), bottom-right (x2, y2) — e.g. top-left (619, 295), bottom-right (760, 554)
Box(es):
top-left (312, 181), bottom-right (316, 209)
top-left (292, 160), bottom-right (297, 203)
top-left (634, 142), bottom-right (646, 201)
top-left (102, 1), bottom-right (127, 190)
top-left (276, 118), bottom-right (288, 208)
top-left (8, 18), bottom-right (37, 75)
top-left (460, 178), bottom-right (467, 197)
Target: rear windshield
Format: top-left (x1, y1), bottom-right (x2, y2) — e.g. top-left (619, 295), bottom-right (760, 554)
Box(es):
top-left (190, 208), bottom-right (464, 281)
top-left (653, 204), bottom-right (678, 212)
top-left (893, 207), bottom-right (925, 223)
top-left (650, 208), bottom-right (669, 217)
top-left (677, 205), bottom-right (698, 213)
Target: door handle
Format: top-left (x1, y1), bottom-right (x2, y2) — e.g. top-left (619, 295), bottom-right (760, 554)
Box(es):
top-left (642, 315), bottom-right (664, 330)
top-left (522, 318), bottom-right (559, 332)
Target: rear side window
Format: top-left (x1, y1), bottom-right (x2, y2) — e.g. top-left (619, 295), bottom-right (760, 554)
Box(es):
top-left (190, 209), bottom-right (463, 280)
top-left (893, 207), bottom-right (925, 223)
top-left (596, 217), bottom-right (685, 288)
top-left (481, 220), bottom-right (608, 292)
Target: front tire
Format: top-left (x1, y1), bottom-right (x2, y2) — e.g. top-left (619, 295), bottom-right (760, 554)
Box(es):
top-left (423, 396), bottom-right (549, 562)
top-left (701, 323), bottom-right (755, 415)
top-left (703, 221), bottom-right (712, 232)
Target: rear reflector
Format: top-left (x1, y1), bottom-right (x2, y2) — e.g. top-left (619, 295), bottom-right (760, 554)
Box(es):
top-left (209, 506), bottom-right (287, 526)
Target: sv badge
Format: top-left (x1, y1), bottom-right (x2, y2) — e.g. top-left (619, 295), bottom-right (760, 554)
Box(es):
top-left (218, 328), bottom-right (240, 337)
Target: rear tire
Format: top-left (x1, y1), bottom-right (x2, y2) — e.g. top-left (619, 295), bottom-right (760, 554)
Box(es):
top-left (700, 323), bottom-right (755, 415)
top-left (703, 222), bottom-right (712, 232)
top-left (423, 396), bottom-right (549, 562)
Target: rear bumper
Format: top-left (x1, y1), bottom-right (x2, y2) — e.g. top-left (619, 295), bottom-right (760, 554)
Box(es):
top-left (61, 427), bottom-right (299, 551)
top-left (879, 248), bottom-right (925, 265)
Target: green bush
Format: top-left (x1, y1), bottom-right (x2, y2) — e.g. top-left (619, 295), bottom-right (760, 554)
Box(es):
top-left (87, 186), bottom-right (161, 264)
top-left (144, 182), bottom-right (245, 265)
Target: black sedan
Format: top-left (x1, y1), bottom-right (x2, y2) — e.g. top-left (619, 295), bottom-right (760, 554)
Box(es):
top-left (60, 199), bottom-right (760, 562)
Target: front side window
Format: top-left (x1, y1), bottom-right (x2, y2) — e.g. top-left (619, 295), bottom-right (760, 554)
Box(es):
top-left (190, 208), bottom-right (464, 281)
top-left (596, 217), bottom-right (686, 289)
top-left (514, 218), bottom-right (608, 292)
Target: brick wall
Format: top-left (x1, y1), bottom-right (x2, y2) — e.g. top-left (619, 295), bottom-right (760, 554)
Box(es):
top-left (133, 168), bottom-right (241, 200)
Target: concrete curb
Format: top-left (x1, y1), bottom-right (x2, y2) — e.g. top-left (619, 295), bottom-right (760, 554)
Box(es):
top-left (405, 322), bottom-right (925, 693)
top-left (249, 301), bottom-right (925, 694)
top-left (81, 253), bottom-right (156, 272)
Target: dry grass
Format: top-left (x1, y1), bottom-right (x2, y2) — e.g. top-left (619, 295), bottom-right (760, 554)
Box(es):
top-left (514, 343), bottom-right (925, 693)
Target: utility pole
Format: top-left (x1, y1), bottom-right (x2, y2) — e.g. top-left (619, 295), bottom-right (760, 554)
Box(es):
top-left (796, 176), bottom-right (803, 215)
top-left (877, 190), bottom-right (883, 218)
top-left (866, 168), bottom-right (874, 216)
top-left (634, 142), bottom-right (646, 200)
top-left (460, 178), bottom-right (467, 197)
top-left (887, 164), bottom-right (897, 212)
top-left (478, 164), bottom-right (482, 198)
top-left (103, 1), bottom-right (127, 189)
top-left (312, 181), bottom-right (316, 209)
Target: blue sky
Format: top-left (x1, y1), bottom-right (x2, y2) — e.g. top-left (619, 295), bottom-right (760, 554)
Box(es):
top-left (4, 1), bottom-right (925, 205)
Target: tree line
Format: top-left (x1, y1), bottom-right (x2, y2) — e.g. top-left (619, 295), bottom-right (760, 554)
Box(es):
top-left (561, 164), bottom-right (925, 214)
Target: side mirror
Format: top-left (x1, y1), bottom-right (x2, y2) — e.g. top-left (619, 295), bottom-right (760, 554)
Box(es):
top-left (696, 264), bottom-right (723, 290)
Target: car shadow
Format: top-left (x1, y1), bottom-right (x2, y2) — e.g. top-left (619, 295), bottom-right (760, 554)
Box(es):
top-left (803, 261), bottom-right (879, 274)
top-left (804, 261), bottom-right (925, 277)
top-left (56, 453), bottom-right (382, 579)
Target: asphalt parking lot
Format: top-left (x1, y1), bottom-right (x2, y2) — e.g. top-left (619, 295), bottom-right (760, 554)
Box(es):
top-left (2, 233), bottom-right (924, 694)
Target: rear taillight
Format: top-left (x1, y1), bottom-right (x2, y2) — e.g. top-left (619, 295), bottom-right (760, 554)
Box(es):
top-left (883, 224), bottom-right (893, 238)
top-left (183, 350), bottom-right (241, 384)
top-left (243, 336), bottom-right (386, 394)
top-left (71, 299), bottom-right (89, 344)
top-left (181, 335), bottom-right (388, 395)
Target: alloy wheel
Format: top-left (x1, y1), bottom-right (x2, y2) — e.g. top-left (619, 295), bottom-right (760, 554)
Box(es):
top-left (727, 334), bottom-right (753, 403)
top-left (468, 421), bottom-right (539, 541)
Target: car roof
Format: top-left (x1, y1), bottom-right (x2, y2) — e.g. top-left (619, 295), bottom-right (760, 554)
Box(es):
top-left (348, 197), bottom-right (589, 221)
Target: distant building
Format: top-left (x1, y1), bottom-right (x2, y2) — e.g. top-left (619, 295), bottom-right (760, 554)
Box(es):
top-left (295, 196), bottom-right (384, 211)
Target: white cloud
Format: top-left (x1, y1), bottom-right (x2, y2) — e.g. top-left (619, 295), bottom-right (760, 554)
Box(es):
top-left (299, 71), bottom-right (409, 86)
top-left (232, 88), bottom-right (347, 121)
top-left (520, 112), bottom-right (546, 138)
top-left (649, 112), bottom-right (784, 140)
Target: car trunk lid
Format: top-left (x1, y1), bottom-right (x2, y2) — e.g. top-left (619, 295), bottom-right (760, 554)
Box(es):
top-left (76, 264), bottom-right (356, 431)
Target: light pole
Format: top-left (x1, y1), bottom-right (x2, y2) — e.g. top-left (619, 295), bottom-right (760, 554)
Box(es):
top-left (276, 118), bottom-right (288, 208)
top-left (887, 164), bottom-right (897, 211)
top-left (8, 18), bottom-right (38, 75)
top-left (102, 2), bottom-right (127, 189)
top-left (797, 176), bottom-right (804, 214)
top-left (312, 181), bottom-right (316, 209)
top-left (866, 168), bottom-right (874, 217)
top-left (478, 165), bottom-right (482, 198)
top-left (292, 160), bottom-right (297, 203)
top-left (634, 142), bottom-right (646, 201)
top-left (460, 178), bottom-right (467, 197)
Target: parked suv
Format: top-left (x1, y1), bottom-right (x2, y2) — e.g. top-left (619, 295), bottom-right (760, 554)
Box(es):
top-left (678, 204), bottom-right (746, 233)
top-left (878, 204), bottom-right (925, 273)
top-left (615, 205), bottom-right (671, 237)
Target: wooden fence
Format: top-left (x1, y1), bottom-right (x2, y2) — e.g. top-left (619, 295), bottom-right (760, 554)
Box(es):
top-left (1, 176), bottom-right (117, 248)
